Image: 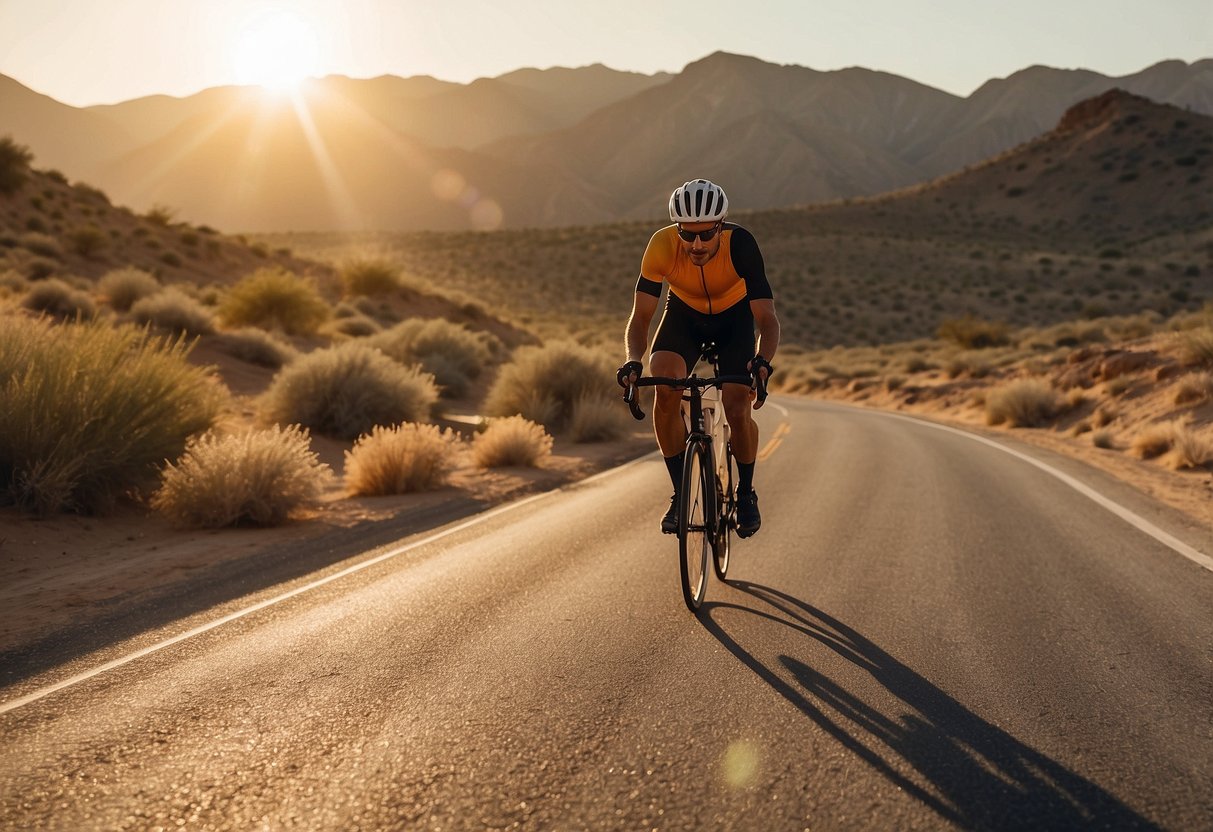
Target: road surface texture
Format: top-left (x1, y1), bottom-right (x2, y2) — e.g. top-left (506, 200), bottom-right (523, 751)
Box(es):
top-left (2, 398), bottom-right (1210, 830)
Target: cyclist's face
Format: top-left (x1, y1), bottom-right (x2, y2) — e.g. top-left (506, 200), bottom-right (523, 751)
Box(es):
top-left (678, 221), bottom-right (722, 265)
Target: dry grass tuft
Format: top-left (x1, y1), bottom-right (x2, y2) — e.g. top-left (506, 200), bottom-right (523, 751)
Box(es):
top-left (1168, 425), bottom-right (1213, 470)
top-left (344, 423), bottom-right (460, 494)
top-left (1174, 327), bottom-right (1213, 368)
top-left (130, 287), bottom-right (215, 335)
top-left (152, 425), bottom-right (333, 528)
top-left (219, 267), bottom-right (329, 335)
top-left (340, 258), bottom-right (400, 297)
top-left (937, 316), bottom-right (1011, 349)
top-left (260, 342), bottom-right (438, 440)
top-left (472, 416), bottom-right (553, 468)
top-left (1172, 371), bottom-right (1213, 406)
top-left (985, 378), bottom-right (1061, 427)
top-left (567, 391), bottom-right (629, 443)
top-left (1091, 430), bottom-right (1116, 449)
top-left (21, 277), bottom-right (96, 319)
top-left (483, 341), bottom-right (612, 432)
top-left (99, 267), bottom-right (160, 312)
top-left (1131, 422), bottom-right (1177, 459)
top-left (0, 315), bottom-right (225, 514)
top-left (369, 318), bottom-right (497, 397)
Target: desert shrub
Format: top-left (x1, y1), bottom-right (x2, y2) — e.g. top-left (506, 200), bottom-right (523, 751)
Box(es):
top-left (340, 258), bottom-right (400, 297)
top-left (1131, 422), bottom-right (1176, 459)
top-left (23, 256), bottom-right (58, 281)
top-left (1173, 372), bottom-right (1213, 405)
top-left (260, 342), bottom-right (438, 440)
top-left (944, 352), bottom-right (991, 379)
top-left (369, 318), bottom-right (496, 397)
top-left (99, 267), bottom-right (161, 311)
top-left (1091, 430), bottom-right (1115, 449)
top-left (218, 267), bottom-right (329, 334)
top-left (0, 136), bottom-right (33, 194)
top-left (19, 232), bottom-right (62, 259)
top-left (211, 327), bottom-right (298, 368)
top-left (0, 315), bottom-right (225, 513)
top-left (152, 425), bottom-right (332, 527)
top-left (1168, 425), bottom-right (1212, 470)
top-left (937, 316), bottom-right (1011, 349)
top-left (566, 391), bottom-right (629, 443)
top-left (21, 277), bottom-right (96, 319)
top-left (483, 340), bottom-right (613, 432)
top-left (145, 204), bottom-right (176, 226)
top-left (985, 378), bottom-right (1061, 427)
top-left (472, 416), bottom-right (553, 468)
top-left (130, 287), bottom-right (215, 335)
top-left (67, 225), bottom-right (107, 258)
top-left (344, 423), bottom-right (460, 495)
top-left (0, 269), bottom-right (27, 297)
top-left (1174, 327), bottom-right (1213, 368)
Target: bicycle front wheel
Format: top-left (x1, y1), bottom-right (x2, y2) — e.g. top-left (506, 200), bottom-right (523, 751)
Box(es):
top-left (679, 441), bottom-right (712, 612)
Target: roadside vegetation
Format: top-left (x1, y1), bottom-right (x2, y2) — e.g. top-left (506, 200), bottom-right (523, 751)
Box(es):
top-left (152, 426), bottom-right (333, 528)
top-left (0, 314), bottom-right (225, 514)
top-left (344, 423), bottom-right (460, 494)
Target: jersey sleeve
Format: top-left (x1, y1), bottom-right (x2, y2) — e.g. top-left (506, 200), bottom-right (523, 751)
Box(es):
top-left (635, 275), bottom-right (662, 296)
top-left (729, 227), bottom-right (773, 300)
top-left (636, 227), bottom-right (676, 297)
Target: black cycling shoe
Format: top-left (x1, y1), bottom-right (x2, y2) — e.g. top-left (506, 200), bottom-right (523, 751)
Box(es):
top-left (736, 489), bottom-right (761, 538)
top-left (661, 494), bottom-right (679, 534)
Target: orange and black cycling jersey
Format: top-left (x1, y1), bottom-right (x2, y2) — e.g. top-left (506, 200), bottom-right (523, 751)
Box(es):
top-left (635, 222), bottom-right (773, 315)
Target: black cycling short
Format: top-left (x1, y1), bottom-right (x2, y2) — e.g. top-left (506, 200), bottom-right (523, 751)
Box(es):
top-left (651, 292), bottom-right (754, 377)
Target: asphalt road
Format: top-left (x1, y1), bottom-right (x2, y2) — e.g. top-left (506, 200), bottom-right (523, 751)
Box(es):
top-left (1, 398), bottom-right (1211, 830)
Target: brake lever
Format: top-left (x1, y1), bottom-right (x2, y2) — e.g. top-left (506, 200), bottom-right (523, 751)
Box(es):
top-left (624, 383), bottom-right (645, 420)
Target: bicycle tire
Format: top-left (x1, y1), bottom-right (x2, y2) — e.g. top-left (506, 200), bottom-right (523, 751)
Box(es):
top-left (679, 440), bottom-right (712, 611)
top-left (712, 454), bottom-right (732, 580)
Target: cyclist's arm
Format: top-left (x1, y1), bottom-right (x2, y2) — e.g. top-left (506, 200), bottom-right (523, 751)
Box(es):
top-left (751, 298), bottom-right (780, 366)
top-left (625, 281), bottom-right (661, 364)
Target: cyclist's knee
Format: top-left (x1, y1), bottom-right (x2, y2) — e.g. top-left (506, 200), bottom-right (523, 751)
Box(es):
top-left (722, 387), bottom-right (752, 424)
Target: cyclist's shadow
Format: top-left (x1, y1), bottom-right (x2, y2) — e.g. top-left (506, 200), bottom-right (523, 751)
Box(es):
top-left (699, 580), bottom-right (1158, 830)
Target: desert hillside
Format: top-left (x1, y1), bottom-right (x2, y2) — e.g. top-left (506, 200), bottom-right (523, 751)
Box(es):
top-left (259, 91), bottom-right (1213, 351)
top-left (1, 54), bottom-right (1209, 231)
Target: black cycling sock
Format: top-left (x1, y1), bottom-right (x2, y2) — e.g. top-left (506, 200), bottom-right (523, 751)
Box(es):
top-left (664, 452), bottom-right (685, 492)
top-left (737, 460), bottom-right (755, 494)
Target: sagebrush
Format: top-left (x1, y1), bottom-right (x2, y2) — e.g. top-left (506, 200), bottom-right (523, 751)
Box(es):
top-left (0, 314), bottom-right (225, 513)
top-left (472, 416), bottom-right (553, 467)
top-left (260, 341), bottom-right (438, 440)
top-left (219, 267), bottom-right (329, 334)
top-left (483, 341), bottom-right (613, 432)
top-left (153, 425), bottom-right (333, 527)
top-left (345, 423), bottom-right (460, 494)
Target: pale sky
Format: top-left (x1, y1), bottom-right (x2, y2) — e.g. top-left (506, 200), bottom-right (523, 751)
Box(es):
top-left (1, 0), bottom-right (1209, 107)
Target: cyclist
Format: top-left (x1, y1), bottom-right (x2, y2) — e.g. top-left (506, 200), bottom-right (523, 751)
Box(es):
top-left (617, 179), bottom-right (780, 538)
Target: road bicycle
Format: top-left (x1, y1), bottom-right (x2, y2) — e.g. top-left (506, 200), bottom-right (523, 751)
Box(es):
top-left (623, 344), bottom-right (767, 612)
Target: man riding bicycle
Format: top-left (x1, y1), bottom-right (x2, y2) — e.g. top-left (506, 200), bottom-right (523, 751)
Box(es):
top-left (617, 179), bottom-right (781, 538)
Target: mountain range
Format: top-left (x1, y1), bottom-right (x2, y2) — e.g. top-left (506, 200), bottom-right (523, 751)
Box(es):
top-left (1, 52), bottom-right (1210, 232)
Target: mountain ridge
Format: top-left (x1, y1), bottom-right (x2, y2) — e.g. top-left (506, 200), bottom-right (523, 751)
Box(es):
top-left (1, 53), bottom-right (1209, 232)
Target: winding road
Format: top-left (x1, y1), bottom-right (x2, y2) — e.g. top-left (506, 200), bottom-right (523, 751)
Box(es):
top-left (1, 398), bottom-right (1211, 830)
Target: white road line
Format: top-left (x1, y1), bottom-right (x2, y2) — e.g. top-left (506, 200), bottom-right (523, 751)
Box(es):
top-left (0, 456), bottom-right (654, 717)
top-left (878, 409), bottom-right (1213, 572)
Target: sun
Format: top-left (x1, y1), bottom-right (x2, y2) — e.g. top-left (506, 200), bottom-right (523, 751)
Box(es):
top-left (232, 10), bottom-right (320, 92)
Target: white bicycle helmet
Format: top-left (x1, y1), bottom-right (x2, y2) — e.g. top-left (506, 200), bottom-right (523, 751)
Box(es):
top-left (668, 179), bottom-right (728, 223)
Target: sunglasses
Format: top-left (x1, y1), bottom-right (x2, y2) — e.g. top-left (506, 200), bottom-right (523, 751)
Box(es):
top-left (676, 223), bottom-right (722, 243)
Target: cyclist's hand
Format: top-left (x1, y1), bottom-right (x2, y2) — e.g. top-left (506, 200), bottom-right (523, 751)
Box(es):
top-left (748, 354), bottom-right (773, 409)
top-left (616, 360), bottom-right (643, 389)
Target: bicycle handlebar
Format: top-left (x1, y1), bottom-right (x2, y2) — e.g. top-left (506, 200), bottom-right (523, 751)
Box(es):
top-left (623, 372), bottom-right (768, 421)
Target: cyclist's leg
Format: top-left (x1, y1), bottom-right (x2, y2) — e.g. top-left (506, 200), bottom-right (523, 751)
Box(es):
top-left (712, 301), bottom-right (759, 465)
top-left (649, 294), bottom-right (701, 458)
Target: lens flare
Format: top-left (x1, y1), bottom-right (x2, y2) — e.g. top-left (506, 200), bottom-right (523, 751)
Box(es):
top-left (722, 740), bottom-right (760, 787)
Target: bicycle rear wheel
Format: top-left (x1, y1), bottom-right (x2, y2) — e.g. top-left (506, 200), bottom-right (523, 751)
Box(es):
top-left (679, 441), bottom-right (712, 611)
